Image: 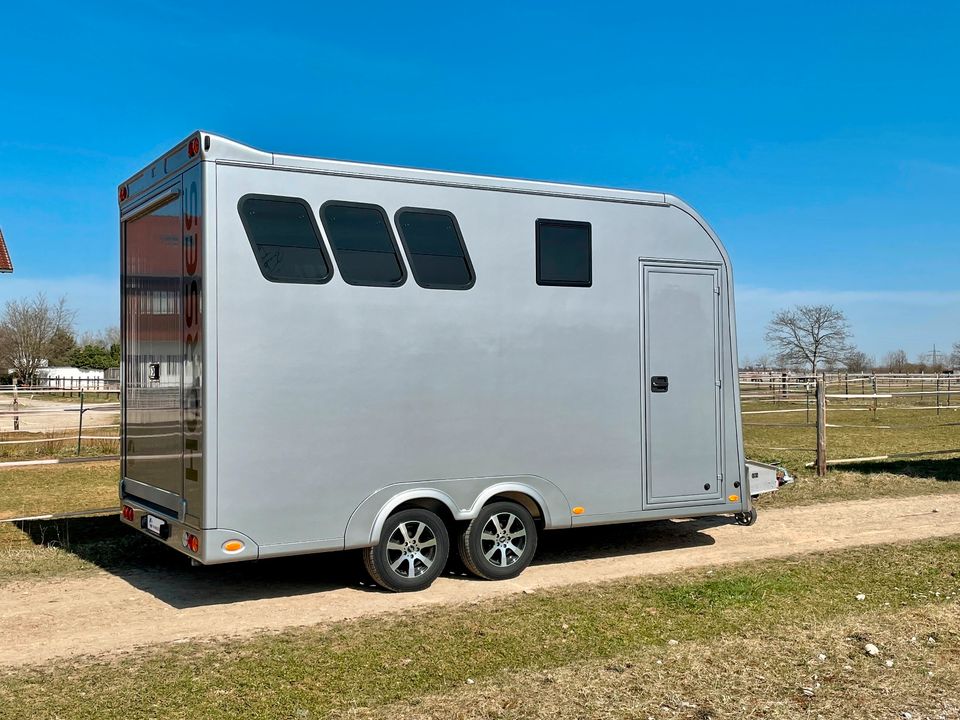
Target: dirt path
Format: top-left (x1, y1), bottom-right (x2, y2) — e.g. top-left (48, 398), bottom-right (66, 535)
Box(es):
top-left (1, 493), bottom-right (959, 667)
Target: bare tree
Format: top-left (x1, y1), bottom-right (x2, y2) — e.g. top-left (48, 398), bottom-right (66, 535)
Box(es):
top-left (0, 294), bottom-right (76, 383)
top-left (764, 304), bottom-right (851, 375)
top-left (841, 348), bottom-right (873, 373)
top-left (883, 349), bottom-right (910, 373)
top-left (951, 342), bottom-right (960, 370)
top-left (78, 326), bottom-right (120, 349)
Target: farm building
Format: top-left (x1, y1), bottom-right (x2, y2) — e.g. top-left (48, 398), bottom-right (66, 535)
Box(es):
top-left (0, 227), bottom-right (13, 273)
top-left (35, 366), bottom-right (108, 390)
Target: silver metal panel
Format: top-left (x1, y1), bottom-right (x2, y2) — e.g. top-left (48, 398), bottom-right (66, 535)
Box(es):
top-left (641, 262), bottom-right (723, 506)
top-left (667, 197), bottom-right (748, 513)
top-left (212, 163), bottom-right (735, 549)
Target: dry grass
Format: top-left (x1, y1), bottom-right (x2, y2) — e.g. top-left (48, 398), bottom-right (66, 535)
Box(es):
top-left (0, 430), bottom-right (119, 461)
top-left (0, 462), bottom-right (122, 584)
top-left (742, 399), bottom-right (960, 474)
top-left (756, 459), bottom-right (960, 509)
top-left (1, 537), bottom-right (957, 719)
top-left (744, 394), bottom-right (960, 508)
top-left (339, 606), bottom-right (960, 720)
top-left (0, 461), bottom-right (118, 520)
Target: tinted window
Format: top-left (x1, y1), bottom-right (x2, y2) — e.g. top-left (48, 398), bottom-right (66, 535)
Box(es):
top-left (536, 219), bottom-right (591, 287)
top-left (396, 209), bottom-right (474, 289)
top-left (239, 196), bottom-right (332, 283)
top-left (319, 203), bottom-right (405, 287)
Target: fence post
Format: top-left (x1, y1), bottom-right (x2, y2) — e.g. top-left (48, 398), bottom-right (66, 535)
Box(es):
top-left (76, 390), bottom-right (84, 456)
top-left (816, 374), bottom-right (827, 477)
top-left (12, 378), bottom-right (19, 431)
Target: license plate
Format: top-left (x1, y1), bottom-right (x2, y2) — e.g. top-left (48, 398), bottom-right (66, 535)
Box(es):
top-left (146, 515), bottom-right (165, 536)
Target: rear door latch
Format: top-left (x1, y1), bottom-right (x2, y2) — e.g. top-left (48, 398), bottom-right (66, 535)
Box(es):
top-left (651, 376), bottom-right (669, 393)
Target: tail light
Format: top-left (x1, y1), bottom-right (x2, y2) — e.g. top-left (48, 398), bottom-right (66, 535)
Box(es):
top-left (188, 137), bottom-right (200, 157)
top-left (121, 505), bottom-right (134, 522)
top-left (118, 186), bottom-right (128, 202)
top-left (182, 532), bottom-right (200, 554)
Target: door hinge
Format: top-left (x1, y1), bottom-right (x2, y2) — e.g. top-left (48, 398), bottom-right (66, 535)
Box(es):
top-left (714, 286), bottom-right (721, 295)
top-left (715, 379), bottom-right (722, 387)
top-left (717, 473), bottom-right (724, 482)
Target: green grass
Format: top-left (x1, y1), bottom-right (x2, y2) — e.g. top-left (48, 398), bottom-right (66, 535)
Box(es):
top-left (17, 392), bottom-right (118, 404)
top-left (743, 390), bottom-right (960, 515)
top-left (0, 430), bottom-right (119, 461)
top-left (742, 395), bottom-right (960, 475)
top-left (0, 462), bottom-right (127, 584)
top-left (0, 461), bottom-right (118, 520)
top-left (1, 537), bottom-right (957, 719)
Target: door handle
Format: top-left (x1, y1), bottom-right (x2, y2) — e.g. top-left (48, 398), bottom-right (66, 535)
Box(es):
top-left (651, 376), bottom-right (669, 393)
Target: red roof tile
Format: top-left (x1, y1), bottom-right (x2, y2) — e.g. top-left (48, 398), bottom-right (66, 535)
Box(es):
top-left (0, 228), bottom-right (12, 273)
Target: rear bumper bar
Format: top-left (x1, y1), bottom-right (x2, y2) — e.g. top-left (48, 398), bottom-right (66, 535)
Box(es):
top-left (119, 497), bottom-right (259, 565)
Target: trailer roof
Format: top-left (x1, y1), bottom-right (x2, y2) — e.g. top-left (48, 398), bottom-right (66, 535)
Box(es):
top-left (0, 228), bottom-right (13, 273)
top-left (121, 132), bottom-right (670, 209)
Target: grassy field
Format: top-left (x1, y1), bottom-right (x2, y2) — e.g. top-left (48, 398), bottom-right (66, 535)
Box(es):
top-left (0, 429), bottom-right (119, 461)
top-left (0, 462), bottom-right (124, 584)
top-left (1, 537), bottom-right (957, 719)
top-left (742, 389), bottom-right (960, 473)
top-left (0, 461), bottom-right (118, 520)
top-left (755, 458), bottom-right (960, 508)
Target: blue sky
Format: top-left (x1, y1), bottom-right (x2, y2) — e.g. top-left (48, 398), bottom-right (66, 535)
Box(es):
top-left (1, 1), bottom-right (957, 362)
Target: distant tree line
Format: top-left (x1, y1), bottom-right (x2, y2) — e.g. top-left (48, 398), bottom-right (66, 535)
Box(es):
top-left (0, 293), bottom-right (119, 384)
top-left (740, 303), bottom-right (960, 374)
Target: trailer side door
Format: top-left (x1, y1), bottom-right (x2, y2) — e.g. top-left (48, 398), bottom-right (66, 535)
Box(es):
top-left (640, 261), bottom-right (723, 507)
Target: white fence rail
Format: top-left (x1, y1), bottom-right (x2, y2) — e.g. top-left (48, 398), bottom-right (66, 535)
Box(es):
top-left (741, 372), bottom-right (960, 473)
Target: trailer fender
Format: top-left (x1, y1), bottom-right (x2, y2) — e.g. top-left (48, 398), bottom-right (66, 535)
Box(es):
top-left (351, 488), bottom-right (461, 549)
top-left (344, 476), bottom-right (571, 549)
top-left (465, 482), bottom-right (557, 528)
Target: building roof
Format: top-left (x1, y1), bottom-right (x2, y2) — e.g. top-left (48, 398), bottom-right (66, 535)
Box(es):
top-left (0, 228), bottom-right (12, 273)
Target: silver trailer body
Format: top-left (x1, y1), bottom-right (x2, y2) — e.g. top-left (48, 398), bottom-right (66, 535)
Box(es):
top-left (119, 131), bottom-right (749, 569)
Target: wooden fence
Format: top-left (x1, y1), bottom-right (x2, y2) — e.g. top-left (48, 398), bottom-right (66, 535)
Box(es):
top-left (740, 372), bottom-right (960, 475)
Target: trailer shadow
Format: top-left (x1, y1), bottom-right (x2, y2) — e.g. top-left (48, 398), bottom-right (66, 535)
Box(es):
top-left (14, 513), bottom-right (725, 609)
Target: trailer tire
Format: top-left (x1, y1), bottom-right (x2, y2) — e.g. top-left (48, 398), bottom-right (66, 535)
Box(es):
top-left (459, 501), bottom-right (538, 580)
top-left (363, 508), bottom-right (449, 592)
top-left (735, 507), bottom-right (758, 526)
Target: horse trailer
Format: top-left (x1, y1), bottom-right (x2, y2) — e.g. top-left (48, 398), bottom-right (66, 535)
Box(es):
top-left (119, 131), bottom-right (753, 592)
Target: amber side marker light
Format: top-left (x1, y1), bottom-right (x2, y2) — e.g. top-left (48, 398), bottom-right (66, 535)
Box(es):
top-left (222, 540), bottom-right (245, 553)
top-left (728, 495), bottom-right (740, 502)
top-left (572, 506), bottom-right (585, 515)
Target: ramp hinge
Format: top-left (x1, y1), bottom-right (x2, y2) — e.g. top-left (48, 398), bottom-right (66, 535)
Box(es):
top-left (715, 379), bottom-right (722, 387)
